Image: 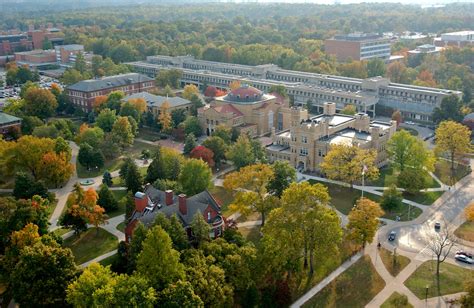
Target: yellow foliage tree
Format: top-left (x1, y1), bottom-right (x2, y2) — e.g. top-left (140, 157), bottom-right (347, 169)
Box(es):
top-left (158, 100), bottom-right (172, 133)
top-left (182, 84), bottom-right (199, 100)
top-left (223, 163), bottom-right (275, 226)
top-left (435, 121), bottom-right (471, 173)
top-left (320, 144), bottom-right (379, 188)
top-left (465, 202), bottom-right (474, 222)
top-left (127, 97), bottom-right (147, 114)
top-left (229, 80), bottom-right (241, 90)
top-left (347, 197), bottom-right (384, 248)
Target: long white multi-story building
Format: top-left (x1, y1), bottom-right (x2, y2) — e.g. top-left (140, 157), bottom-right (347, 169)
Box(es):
top-left (127, 55), bottom-right (462, 123)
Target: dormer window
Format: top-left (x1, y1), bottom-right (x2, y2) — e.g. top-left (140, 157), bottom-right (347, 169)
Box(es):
top-left (207, 212), bottom-right (211, 222)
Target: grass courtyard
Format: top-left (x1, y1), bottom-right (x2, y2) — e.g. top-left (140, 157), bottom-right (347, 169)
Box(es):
top-left (380, 292), bottom-right (413, 308)
top-left (302, 255), bottom-right (385, 308)
top-left (434, 160), bottom-right (471, 186)
top-left (63, 227), bottom-right (118, 265)
top-left (368, 166), bottom-right (440, 189)
top-left (379, 247), bottom-right (411, 277)
top-left (454, 221), bottom-right (474, 242)
top-left (404, 261), bottom-right (473, 299)
top-left (308, 180), bottom-right (422, 221)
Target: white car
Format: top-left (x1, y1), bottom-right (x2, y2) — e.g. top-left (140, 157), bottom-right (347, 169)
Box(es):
top-left (455, 254), bottom-right (474, 264)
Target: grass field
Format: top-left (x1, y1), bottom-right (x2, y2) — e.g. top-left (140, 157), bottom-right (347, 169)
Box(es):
top-left (52, 227), bottom-right (72, 237)
top-left (302, 255), bottom-right (385, 308)
top-left (454, 221), bottom-right (474, 242)
top-left (404, 261), bottom-right (473, 299)
top-left (434, 160), bottom-right (471, 186)
top-left (381, 292), bottom-right (413, 308)
top-left (99, 253), bottom-right (119, 267)
top-left (63, 227), bottom-right (118, 265)
top-left (116, 221), bottom-right (126, 233)
top-left (369, 166), bottom-right (440, 189)
top-left (379, 247), bottom-right (411, 277)
top-left (137, 127), bottom-right (162, 142)
top-left (402, 191), bottom-right (443, 206)
top-left (308, 180), bottom-right (421, 221)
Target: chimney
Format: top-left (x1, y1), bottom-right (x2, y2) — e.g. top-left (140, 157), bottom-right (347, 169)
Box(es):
top-left (165, 190), bottom-right (173, 206)
top-left (134, 192), bottom-right (147, 212)
top-left (178, 194), bottom-right (187, 215)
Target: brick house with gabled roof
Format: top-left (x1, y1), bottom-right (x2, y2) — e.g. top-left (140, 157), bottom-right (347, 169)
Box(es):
top-left (125, 184), bottom-right (226, 243)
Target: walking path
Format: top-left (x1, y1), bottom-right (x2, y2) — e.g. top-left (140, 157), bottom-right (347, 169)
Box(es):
top-left (290, 251), bottom-right (363, 308)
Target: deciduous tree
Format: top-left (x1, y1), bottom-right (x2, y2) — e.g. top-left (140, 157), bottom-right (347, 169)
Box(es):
top-left (388, 129), bottom-right (434, 172)
top-left (202, 136), bottom-right (227, 166)
top-left (136, 225), bottom-right (185, 291)
top-left (96, 108), bottom-right (118, 132)
top-left (340, 104), bottom-right (356, 115)
top-left (190, 212), bottom-right (211, 247)
top-left (157, 280), bottom-right (203, 307)
top-left (183, 116), bottom-right (202, 137)
top-left (321, 144), bottom-right (379, 188)
top-left (111, 116), bottom-right (134, 148)
top-left (158, 100), bottom-right (172, 133)
top-left (24, 88), bottom-right (58, 119)
top-left (183, 133), bottom-right (197, 155)
top-left (267, 160), bottom-right (296, 197)
top-left (178, 158), bottom-right (212, 196)
top-left (226, 134), bottom-right (255, 169)
top-left (381, 184), bottom-right (403, 212)
top-left (347, 197), bottom-right (384, 248)
top-left (190, 145), bottom-right (215, 167)
top-left (183, 84), bottom-right (200, 100)
top-left (435, 120), bottom-right (471, 175)
top-left (224, 163), bottom-right (275, 225)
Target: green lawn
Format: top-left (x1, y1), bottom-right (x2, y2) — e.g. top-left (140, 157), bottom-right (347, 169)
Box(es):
top-left (369, 166), bottom-right (440, 189)
top-left (402, 191), bottom-right (443, 206)
top-left (137, 127), bottom-right (162, 142)
top-left (381, 292), bottom-right (413, 308)
top-left (308, 180), bottom-right (420, 221)
top-left (434, 160), bottom-right (471, 186)
top-left (46, 198), bottom-right (58, 219)
top-left (398, 127), bottom-right (419, 137)
top-left (302, 255), bottom-right (385, 308)
top-left (105, 190), bottom-right (128, 218)
top-left (454, 221), bottom-right (474, 242)
top-left (209, 186), bottom-right (235, 216)
top-left (116, 222), bottom-right (126, 233)
top-left (99, 253), bottom-right (119, 267)
top-left (404, 261), bottom-right (473, 299)
top-left (63, 227), bottom-right (118, 265)
top-left (379, 247), bottom-right (411, 277)
top-left (52, 227), bottom-right (72, 237)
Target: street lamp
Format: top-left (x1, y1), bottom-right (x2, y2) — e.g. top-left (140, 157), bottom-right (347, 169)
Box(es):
top-left (425, 285), bottom-right (429, 304)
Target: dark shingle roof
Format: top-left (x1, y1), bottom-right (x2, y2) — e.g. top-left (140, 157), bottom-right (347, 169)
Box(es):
top-left (124, 92), bottom-right (191, 109)
top-left (131, 186), bottom-right (222, 228)
top-left (67, 73), bottom-right (153, 92)
top-left (0, 112), bottom-right (22, 125)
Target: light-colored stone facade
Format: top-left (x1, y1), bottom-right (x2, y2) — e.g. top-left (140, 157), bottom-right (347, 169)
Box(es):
top-left (266, 102), bottom-right (396, 172)
top-left (198, 85), bottom-right (291, 137)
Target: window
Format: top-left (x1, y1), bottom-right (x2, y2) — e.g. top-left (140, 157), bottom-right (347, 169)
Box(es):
top-left (207, 212), bottom-right (211, 222)
top-left (302, 135), bottom-right (307, 143)
top-left (300, 148), bottom-right (308, 156)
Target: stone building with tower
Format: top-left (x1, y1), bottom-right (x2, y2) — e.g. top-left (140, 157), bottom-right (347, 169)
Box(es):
top-left (197, 84), bottom-right (292, 137)
top-left (266, 102), bottom-right (396, 172)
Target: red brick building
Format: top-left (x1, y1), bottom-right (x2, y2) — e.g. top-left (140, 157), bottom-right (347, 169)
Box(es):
top-left (66, 73), bottom-right (155, 112)
top-left (0, 34), bottom-right (33, 56)
top-left (325, 33), bottom-right (391, 62)
top-left (14, 49), bottom-right (57, 69)
top-left (125, 185), bottom-right (225, 243)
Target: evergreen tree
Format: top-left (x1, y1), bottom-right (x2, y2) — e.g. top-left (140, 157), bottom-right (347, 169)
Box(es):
top-left (123, 191), bottom-right (136, 221)
top-left (153, 213), bottom-right (189, 251)
top-left (190, 211), bottom-right (211, 248)
top-left (13, 172), bottom-right (48, 200)
top-left (102, 171), bottom-right (113, 187)
top-left (124, 160), bottom-right (143, 194)
top-left (183, 133), bottom-right (197, 155)
top-left (97, 184), bottom-right (118, 212)
top-left (145, 146), bottom-right (164, 184)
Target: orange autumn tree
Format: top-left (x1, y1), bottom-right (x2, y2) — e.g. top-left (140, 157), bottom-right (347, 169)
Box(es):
top-left (127, 97), bottom-right (147, 114)
top-left (65, 184), bottom-right (107, 234)
top-left (38, 152), bottom-right (74, 188)
top-left (93, 95), bottom-right (108, 112)
top-left (414, 70), bottom-right (437, 88)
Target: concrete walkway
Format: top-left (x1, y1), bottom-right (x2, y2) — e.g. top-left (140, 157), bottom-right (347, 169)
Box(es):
top-left (291, 251), bottom-right (363, 308)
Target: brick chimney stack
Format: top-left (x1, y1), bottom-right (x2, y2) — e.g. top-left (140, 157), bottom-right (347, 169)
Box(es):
top-left (165, 190), bottom-right (173, 206)
top-left (134, 192), bottom-right (147, 212)
top-left (178, 194), bottom-right (187, 215)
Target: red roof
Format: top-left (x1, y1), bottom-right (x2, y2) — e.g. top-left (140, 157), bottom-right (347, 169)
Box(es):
top-left (212, 104), bottom-right (244, 118)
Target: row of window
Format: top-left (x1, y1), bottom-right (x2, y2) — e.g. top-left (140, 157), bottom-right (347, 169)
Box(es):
top-left (379, 88), bottom-right (439, 102)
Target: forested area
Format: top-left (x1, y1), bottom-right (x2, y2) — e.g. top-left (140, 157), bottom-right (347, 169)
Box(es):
top-left (1, 3), bottom-right (473, 93)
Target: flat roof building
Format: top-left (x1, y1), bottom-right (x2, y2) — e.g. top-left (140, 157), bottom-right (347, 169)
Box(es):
top-left (324, 33), bottom-right (392, 62)
top-left (408, 44), bottom-right (444, 56)
top-left (434, 31), bottom-right (474, 47)
top-left (14, 49), bottom-right (57, 69)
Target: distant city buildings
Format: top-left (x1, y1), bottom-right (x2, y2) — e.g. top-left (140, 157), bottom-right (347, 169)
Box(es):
top-left (324, 33), bottom-right (392, 62)
top-left (266, 102), bottom-right (396, 172)
top-left (434, 31), bottom-right (474, 47)
top-left (128, 55), bottom-right (462, 123)
top-left (55, 44), bottom-right (85, 65)
top-left (66, 73), bottom-right (155, 112)
top-left (14, 49), bottom-right (57, 69)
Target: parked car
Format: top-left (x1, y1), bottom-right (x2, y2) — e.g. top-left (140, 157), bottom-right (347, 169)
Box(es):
top-left (434, 222), bottom-right (441, 231)
top-left (456, 250), bottom-right (473, 258)
top-left (454, 254), bottom-right (474, 264)
top-left (388, 231), bottom-right (396, 241)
